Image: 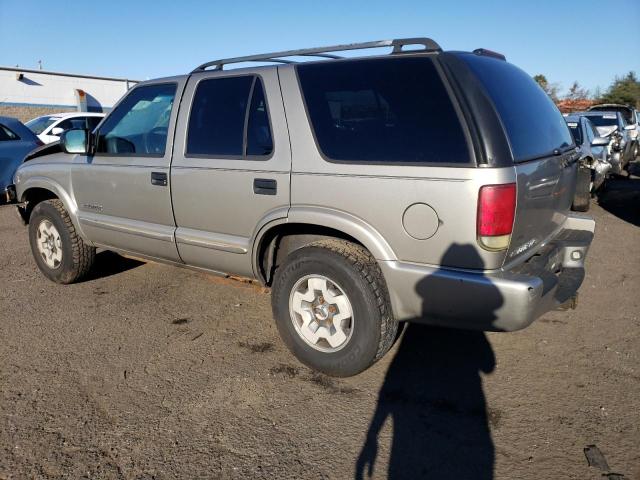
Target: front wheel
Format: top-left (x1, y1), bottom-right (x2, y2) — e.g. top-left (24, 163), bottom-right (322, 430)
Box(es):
top-left (271, 239), bottom-right (397, 377)
top-left (28, 199), bottom-right (96, 284)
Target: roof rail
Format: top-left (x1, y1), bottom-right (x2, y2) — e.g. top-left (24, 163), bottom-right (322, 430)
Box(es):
top-left (192, 37), bottom-right (442, 72)
top-left (472, 48), bottom-right (506, 61)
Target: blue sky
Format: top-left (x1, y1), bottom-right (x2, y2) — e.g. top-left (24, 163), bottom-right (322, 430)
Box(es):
top-left (1, 0), bottom-right (638, 95)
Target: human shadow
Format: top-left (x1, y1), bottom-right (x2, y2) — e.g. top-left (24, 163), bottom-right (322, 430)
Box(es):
top-left (597, 161), bottom-right (640, 227)
top-left (83, 250), bottom-right (144, 281)
top-left (356, 244), bottom-right (502, 479)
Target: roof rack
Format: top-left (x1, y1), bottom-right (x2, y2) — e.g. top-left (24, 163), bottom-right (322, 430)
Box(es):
top-left (472, 48), bottom-right (506, 61)
top-left (192, 37), bottom-right (442, 72)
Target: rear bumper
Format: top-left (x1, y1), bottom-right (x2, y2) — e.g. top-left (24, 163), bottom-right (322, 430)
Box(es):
top-left (380, 216), bottom-right (595, 332)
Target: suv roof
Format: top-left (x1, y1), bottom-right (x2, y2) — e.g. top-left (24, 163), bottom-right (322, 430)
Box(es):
top-left (190, 37), bottom-right (505, 73)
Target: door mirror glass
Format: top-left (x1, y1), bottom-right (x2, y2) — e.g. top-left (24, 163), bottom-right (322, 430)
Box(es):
top-left (61, 128), bottom-right (89, 154)
top-left (50, 127), bottom-right (64, 136)
top-left (591, 136), bottom-right (610, 147)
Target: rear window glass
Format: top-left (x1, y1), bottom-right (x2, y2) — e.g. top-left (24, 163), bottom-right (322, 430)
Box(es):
top-left (297, 57), bottom-right (470, 164)
top-left (459, 53), bottom-right (574, 162)
top-left (187, 76), bottom-right (273, 158)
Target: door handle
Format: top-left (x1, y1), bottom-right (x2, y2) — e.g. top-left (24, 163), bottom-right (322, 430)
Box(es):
top-left (253, 178), bottom-right (277, 195)
top-left (151, 172), bottom-right (167, 186)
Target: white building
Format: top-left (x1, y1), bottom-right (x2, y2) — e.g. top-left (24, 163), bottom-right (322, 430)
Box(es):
top-left (0, 66), bottom-right (137, 122)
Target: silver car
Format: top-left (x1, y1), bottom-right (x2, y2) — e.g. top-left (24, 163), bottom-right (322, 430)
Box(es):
top-left (9, 39), bottom-right (594, 376)
top-left (564, 114), bottom-right (610, 211)
top-left (579, 111), bottom-right (635, 171)
top-left (587, 103), bottom-right (639, 160)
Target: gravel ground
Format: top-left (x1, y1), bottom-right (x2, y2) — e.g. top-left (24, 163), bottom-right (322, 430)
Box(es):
top-left (1, 171), bottom-right (639, 479)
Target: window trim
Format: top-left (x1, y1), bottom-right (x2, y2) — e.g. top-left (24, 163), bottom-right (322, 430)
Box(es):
top-left (294, 54), bottom-right (475, 168)
top-left (94, 82), bottom-right (178, 159)
top-left (0, 123), bottom-right (21, 141)
top-left (184, 74), bottom-right (275, 161)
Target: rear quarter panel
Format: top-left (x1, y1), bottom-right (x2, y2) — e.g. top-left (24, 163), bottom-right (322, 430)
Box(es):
top-left (279, 66), bottom-right (512, 270)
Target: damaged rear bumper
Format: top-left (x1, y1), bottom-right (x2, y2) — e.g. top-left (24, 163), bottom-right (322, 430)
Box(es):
top-left (380, 215), bottom-right (595, 332)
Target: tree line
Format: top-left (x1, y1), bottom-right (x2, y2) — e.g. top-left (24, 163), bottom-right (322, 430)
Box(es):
top-left (534, 72), bottom-right (640, 108)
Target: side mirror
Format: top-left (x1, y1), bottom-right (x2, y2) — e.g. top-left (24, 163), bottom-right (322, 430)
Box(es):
top-left (624, 124), bottom-right (636, 131)
top-left (591, 136), bottom-right (610, 147)
top-left (50, 127), bottom-right (64, 136)
top-left (60, 129), bottom-right (89, 154)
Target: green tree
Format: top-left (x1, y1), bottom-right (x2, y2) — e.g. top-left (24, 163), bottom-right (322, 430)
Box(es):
top-left (533, 74), bottom-right (559, 102)
top-left (600, 72), bottom-right (640, 107)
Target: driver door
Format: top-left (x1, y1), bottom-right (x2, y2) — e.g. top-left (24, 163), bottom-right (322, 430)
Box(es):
top-left (72, 79), bottom-right (186, 261)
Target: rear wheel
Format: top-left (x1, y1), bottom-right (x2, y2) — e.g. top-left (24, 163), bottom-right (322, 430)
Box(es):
top-left (271, 239), bottom-right (397, 377)
top-left (28, 200), bottom-right (96, 284)
top-left (572, 167), bottom-right (591, 212)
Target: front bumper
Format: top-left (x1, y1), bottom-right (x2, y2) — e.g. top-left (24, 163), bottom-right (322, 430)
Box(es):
top-left (380, 218), bottom-right (595, 332)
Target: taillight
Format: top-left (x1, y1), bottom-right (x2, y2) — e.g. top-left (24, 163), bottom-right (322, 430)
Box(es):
top-left (477, 183), bottom-right (516, 251)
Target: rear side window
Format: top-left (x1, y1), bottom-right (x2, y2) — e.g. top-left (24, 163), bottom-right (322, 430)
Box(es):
top-left (459, 53), bottom-right (573, 162)
top-left (566, 121), bottom-right (582, 145)
top-left (297, 57), bottom-right (470, 164)
top-left (187, 76), bottom-right (273, 158)
top-left (0, 124), bottom-right (19, 141)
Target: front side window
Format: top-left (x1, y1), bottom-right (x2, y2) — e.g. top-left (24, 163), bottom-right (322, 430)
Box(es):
top-left (87, 117), bottom-right (102, 131)
top-left (57, 117), bottom-right (89, 132)
top-left (187, 76), bottom-right (273, 157)
top-left (96, 83), bottom-right (176, 155)
top-left (0, 124), bottom-right (19, 141)
top-left (297, 57), bottom-right (470, 164)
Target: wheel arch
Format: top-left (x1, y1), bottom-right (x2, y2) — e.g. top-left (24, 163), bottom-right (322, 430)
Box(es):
top-left (252, 207), bottom-right (396, 285)
top-left (18, 178), bottom-right (81, 233)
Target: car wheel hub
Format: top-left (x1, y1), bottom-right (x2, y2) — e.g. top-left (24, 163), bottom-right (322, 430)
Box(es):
top-left (289, 275), bottom-right (354, 352)
top-left (36, 220), bottom-right (63, 269)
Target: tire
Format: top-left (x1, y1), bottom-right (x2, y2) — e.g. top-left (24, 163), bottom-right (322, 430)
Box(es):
top-left (572, 167), bottom-right (591, 212)
top-left (28, 199), bottom-right (96, 284)
top-left (271, 239), bottom-right (397, 377)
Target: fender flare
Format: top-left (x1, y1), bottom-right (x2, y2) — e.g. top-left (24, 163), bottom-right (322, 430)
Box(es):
top-left (251, 205), bottom-right (397, 279)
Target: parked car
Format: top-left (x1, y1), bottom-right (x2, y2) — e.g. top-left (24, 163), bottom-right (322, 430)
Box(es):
top-left (9, 38), bottom-right (594, 376)
top-left (25, 112), bottom-right (104, 144)
top-left (564, 114), bottom-right (611, 211)
top-left (0, 116), bottom-right (42, 200)
top-left (578, 111), bottom-right (635, 171)
top-left (588, 103), bottom-right (639, 159)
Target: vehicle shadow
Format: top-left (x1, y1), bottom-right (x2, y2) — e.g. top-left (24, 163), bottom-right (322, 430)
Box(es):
top-left (83, 250), bottom-right (145, 281)
top-left (356, 244), bottom-right (501, 479)
top-left (597, 161), bottom-right (640, 227)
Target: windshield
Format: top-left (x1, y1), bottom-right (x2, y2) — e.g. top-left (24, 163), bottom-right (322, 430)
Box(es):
top-left (589, 106), bottom-right (633, 124)
top-left (586, 114), bottom-right (618, 127)
top-left (25, 116), bottom-right (57, 135)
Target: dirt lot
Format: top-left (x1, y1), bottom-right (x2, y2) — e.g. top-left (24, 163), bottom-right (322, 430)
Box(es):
top-left (1, 172), bottom-right (639, 480)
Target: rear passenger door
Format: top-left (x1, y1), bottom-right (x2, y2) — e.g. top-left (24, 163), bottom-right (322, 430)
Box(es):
top-left (171, 68), bottom-right (291, 277)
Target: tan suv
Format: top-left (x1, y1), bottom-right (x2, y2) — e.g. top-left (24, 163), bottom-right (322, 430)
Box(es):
top-left (10, 38), bottom-right (594, 376)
